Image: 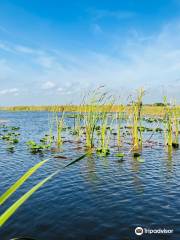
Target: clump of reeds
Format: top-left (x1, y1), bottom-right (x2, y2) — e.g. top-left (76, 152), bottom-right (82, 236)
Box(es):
top-left (163, 97), bottom-right (179, 148)
top-left (56, 110), bottom-right (65, 147)
top-left (163, 96), bottom-right (172, 147)
top-left (48, 113), bottom-right (55, 145)
top-left (172, 103), bottom-right (179, 147)
top-left (73, 109), bottom-right (83, 141)
top-left (97, 101), bottom-right (114, 156)
top-left (83, 86), bottom-right (108, 149)
top-left (116, 105), bottom-right (125, 149)
top-left (131, 88), bottom-right (145, 151)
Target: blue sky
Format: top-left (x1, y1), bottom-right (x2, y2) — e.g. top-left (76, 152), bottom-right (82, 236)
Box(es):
top-left (0, 0), bottom-right (180, 105)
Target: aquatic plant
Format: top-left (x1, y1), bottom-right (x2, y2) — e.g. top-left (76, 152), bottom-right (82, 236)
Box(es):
top-left (0, 125), bottom-right (20, 153)
top-left (131, 88), bottom-right (145, 151)
top-left (163, 97), bottom-right (173, 147)
top-left (0, 159), bottom-right (48, 205)
top-left (172, 103), bottom-right (179, 148)
top-left (26, 140), bottom-right (51, 154)
top-left (116, 109), bottom-right (125, 148)
top-left (0, 153), bottom-right (88, 227)
top-left (83, 86), bottom-right (107, 149)
top-left (48, 113), bottom-right (55, 145)
top-left (56, 111), bottom-right (65, 147)
top-left (1, 104), bottom-right (178, 117)
top-left (72, 110), bottom-right (83, 140)
top-left (163, 97), bottom-right (179, 148)
top-left (97, 107), bottom-right (114, 156)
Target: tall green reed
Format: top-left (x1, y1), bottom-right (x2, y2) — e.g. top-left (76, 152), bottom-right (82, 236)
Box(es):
top-left (131, 88), bottom-right (145, 151)
top-left (56, 111), bottom-right (65, 147)
top-left (164, 97), bottom-right (179, 148)
top-left (83, 86), bottom-right (107, 149)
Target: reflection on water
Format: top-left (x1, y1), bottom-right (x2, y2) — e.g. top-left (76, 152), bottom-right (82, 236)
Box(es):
top-left (0, 111), bottom-right (180, 240)
top-left (84, 156), bottom-right (99, 184)
top-left (130, 159), bottom-right (144, 193)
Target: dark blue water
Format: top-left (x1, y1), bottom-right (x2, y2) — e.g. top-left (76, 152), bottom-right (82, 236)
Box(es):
top-left (0, 111), bottom-right (179, 240)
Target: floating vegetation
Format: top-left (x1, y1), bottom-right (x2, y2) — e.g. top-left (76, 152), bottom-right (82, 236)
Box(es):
top-left (26, 140), bottom-right (51, 154)
top-left (0, 125), bottom-right (21, 153)
top-left (133, 152), bottom-right (141, 158)
top-left (115, 152), bottom-right (124, 158)
top-left (136, 157), bottom-right (145, 163)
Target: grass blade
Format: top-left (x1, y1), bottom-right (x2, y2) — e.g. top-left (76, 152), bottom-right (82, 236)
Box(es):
top-left (0, 170), bottom-right (59, 227)
top-left (64, 153), bottom-right (88, 168)
top-left (0, 159), bottom-right (48, 205)
top-left (0, 153), bottom-right (88, 227)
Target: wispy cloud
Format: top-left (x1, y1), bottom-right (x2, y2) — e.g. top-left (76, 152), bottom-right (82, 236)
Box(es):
top-left (0, 88), bottom-right (19, 96)
top-left (14, 45), bottom-right (35, 54)
top-left (41, 81), bottom-right (56, 90)
top-left (1, 18), bottom-right (180, 104)
top-left (0, 42), bottom-right (15, 53)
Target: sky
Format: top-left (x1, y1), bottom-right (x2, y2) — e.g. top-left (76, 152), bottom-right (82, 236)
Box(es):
top-left (1, 0), bottom-right (180, 105)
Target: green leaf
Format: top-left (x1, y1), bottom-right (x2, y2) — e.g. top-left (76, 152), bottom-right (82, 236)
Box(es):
top-left (0, 170), bottom-right (59, 227)
top-left (137, 157), bottom-right (145, 163)
top-left (115, 153), bottom-right (124, 158)
top-left (0, 153), bottom-right (87, 227)
top-left (64, 153), bottom-right (88, 168)
top-left (0, 159), bottom-right (48, 205)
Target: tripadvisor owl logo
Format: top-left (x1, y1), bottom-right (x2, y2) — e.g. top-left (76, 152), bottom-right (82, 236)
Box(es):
top-left (135, 226), bottom-right (144, 236)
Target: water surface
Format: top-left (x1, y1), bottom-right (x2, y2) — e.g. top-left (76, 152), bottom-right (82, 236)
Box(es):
top-left (0, 111), bottom-right (179, 240)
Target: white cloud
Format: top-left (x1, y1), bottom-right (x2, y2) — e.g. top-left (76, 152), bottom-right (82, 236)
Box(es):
top-left (57, 87), bottom-right (63, 92)
top-left (41, 81), bottom-right (56, 90)
top-left (15, 45), bottom-right (34, 54)
top-left (1, 18), bottom-right (180, 104)
top-left (0, 88), bottom-right (19, 96)
top-left (36, 55), bottom-right (56, 68)
top-left (0, 42), bottom-right (14, 53)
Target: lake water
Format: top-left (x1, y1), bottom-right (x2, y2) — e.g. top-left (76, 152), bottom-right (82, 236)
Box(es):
top-left (0, 111), bottom-right (179, 240)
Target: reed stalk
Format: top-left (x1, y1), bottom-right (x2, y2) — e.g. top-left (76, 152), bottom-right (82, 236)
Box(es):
top-left (172, 104), bottom-right (179, 145)
top-left (163, 97), bottom-right (173, 147)
top-left (56, 111), bottom-right (65, 146)
top-left (83, 87), bottom-right (106, 149)
top-left (131, 88), bottom-right (144, 150)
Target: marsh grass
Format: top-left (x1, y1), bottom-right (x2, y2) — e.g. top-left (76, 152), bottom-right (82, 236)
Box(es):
top-left (0, 153), bottom-right (88, 227)
top-left (83, 87), bottom-right (107, 149)
top-left (56, 111), bottom-right (65, 147)
top-left (172, 103), bottom-right (179, 146)
top-left (48, 113), bottom-right (55, 145)
top-left (116, 108), bottom-right (125, 149)
top-left (97, 112), bottom-right (112, 156)
top-left (73, 110), bottom-right (83, 140)
top-left (0, 159), bottom-right (48, 205)
top-left (131, 88), bottom-right (145, 151)
top-left (163, 96), bottom-right (180, 149)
